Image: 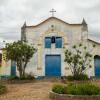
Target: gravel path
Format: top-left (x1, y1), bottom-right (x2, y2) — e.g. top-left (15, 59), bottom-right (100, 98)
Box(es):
top-left (0, 81), bottom-right (55, 100)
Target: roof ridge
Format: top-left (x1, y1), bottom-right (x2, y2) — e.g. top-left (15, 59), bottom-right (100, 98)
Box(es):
top-left (25, 17), bottom-right (82, 28)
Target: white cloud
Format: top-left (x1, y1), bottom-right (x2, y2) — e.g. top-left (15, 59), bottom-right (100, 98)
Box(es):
top-left (0, 0), bottom-right (99, 44)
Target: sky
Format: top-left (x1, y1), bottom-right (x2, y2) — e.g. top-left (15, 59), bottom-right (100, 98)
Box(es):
top-left (0, 0), bottom-right (100, 47)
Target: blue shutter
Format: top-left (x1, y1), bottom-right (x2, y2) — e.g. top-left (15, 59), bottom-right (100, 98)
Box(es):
top-left (56, 37), bottom-right (62, 48)
top-left (45, 37), bottom-right (51, 48)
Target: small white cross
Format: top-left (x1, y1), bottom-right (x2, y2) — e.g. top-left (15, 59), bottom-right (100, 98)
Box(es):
top-left (50, 9), bottom-right (56, 17)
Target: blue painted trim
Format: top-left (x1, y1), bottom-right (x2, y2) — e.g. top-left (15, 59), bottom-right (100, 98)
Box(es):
top-left (11, 61), bottom-right (16, 76)
top-left (36, 76), bottom-right (44, 80)
top-left (0, 75), bottom-right (9, 80)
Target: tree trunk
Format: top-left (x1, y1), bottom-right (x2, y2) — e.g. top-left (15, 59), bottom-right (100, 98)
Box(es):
top-left (22, 61), bottom-right (28, 77)
top-left (73, 65), bottom-right (76, 76)
top-left (19, 69), bottom-right (23, 78)
top-left (17, 60), bottom-right (23, 78)
top-left (23, 68), bottom-right (25, 77)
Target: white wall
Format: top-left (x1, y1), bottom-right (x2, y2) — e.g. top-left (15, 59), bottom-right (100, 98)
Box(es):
top-left (22, 17), bottom-right (99, 77)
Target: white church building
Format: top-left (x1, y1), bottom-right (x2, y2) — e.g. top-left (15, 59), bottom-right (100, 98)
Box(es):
top-left (21, 15), bottom-right (100, 78)
top-left (0, 13), bottom-right (100, 78)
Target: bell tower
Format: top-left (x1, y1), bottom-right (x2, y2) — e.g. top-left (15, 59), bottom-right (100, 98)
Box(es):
top-left (81, 18), bottom-right (88, 41)
top-left (21, 22), bottom-right (26, 42)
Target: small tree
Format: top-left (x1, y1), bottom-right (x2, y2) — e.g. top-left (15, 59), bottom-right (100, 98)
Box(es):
top-left (64, 43), bottom-right (95, 76)
top-left (6, 41), bottom-right (36, 78)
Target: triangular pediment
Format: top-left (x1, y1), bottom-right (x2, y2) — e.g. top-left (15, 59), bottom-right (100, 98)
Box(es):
top-left (26, 17), bottom-right (82, 28)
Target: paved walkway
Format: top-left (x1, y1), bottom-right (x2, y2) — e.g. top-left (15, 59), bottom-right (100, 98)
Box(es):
top-left (0, 81), bottom-right (55, 100)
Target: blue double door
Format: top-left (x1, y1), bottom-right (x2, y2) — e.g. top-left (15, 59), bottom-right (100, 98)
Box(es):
top-left (94, 56), bottom-right (100, 77)
top-left (45, 55), bottom-right (61, 76)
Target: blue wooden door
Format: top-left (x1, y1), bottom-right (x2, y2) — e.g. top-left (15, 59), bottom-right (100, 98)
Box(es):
top-left (95, 57), bottom-right (100, 77)
top-left (11, 61), bottom-right (16, 76)
top-left (45, 55), bottom-right (61, 76)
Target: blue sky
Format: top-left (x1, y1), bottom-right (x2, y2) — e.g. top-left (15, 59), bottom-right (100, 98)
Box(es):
top-left (0, 0), bottom-right (100, 46)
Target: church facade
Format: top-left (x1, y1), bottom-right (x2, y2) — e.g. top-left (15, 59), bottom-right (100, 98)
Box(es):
top-left (0, 16), bottom-right (100, 78)
top-left (21, 17), bottom-right (100, 78)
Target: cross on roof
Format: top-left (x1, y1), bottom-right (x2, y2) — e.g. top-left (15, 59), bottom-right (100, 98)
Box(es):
top-left (50, 9), bottom-right (56, 17)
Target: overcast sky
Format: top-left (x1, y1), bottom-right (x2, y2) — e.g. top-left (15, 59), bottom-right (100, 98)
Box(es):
top-left (0, 0), bottom-right (100, 46)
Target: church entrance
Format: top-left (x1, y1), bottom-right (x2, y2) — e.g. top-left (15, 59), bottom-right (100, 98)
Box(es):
top-left (45, 55), bottom-right (61, 76)
top-left (94, 55), bottom-right (100, 77)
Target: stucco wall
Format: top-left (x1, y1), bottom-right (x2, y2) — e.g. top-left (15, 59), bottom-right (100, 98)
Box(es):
top-left (86, 40), bottom-right (100, 77)
top-left (0, 50), bottom-right (11, 76)
top-left (23, 17), bottom-right (87, 76)
top-left (25, 18), bottom-right (82, 45)
top-left (0, 17), bottom-right (99, 77)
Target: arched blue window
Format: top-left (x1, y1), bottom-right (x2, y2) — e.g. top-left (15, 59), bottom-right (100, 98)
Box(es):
top-left (56, 37), bottom-right (62, 48)
top-left (45, 37), bottom-right (51, 48)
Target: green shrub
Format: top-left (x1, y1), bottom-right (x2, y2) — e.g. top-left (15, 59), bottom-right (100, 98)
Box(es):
top-left (66, 74), bottom-right (89, 81)
top-left (52, 84), bottom-right (100, 95)
top-left (20, 75), bottom-right (35, 80)
top-left (66, 76), bottom-right (74, 81)
top-left (8, 75), bottom-right (35, 80)
top-left (77, 84), bottom-right (100, 95)
top-left (52, 84), bottom-right (64, 94)
top-left (20, 76), bottom-right (26, 80)
top-left (0, 84), bottom-right (7, 95)
top-left (26, 74), bottom-right (35, 80)
top-left (8, 76), bottom-right (19, 80)
top-left (63, 84), bottom-right (78, 95)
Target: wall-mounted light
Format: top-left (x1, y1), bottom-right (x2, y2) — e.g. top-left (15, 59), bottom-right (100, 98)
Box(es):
top-left (51, 36), bottom-right (55, 43)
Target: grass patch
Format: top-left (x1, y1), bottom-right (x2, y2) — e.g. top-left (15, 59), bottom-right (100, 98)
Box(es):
top-left (20, 75), bottom-right (35, 80)
top-left (52, 83), bottom-right (100, 95)
top-left (65, 74), bottom-right (89, 81)
top-left (0, 84), bottom-right (7, 95)
top-left (8, 75), bottom-right (35, 80)
top-left (52, 84), bottom-right (64, 94)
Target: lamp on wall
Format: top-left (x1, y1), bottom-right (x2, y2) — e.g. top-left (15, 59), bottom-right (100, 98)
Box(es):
top-left (51, 36), bottom-right (55, 43)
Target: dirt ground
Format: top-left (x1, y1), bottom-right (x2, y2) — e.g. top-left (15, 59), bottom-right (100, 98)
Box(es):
top-left (0, 81), bottom-right (56, 100)
top-left (0, 79), bottom-right (100, 100)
